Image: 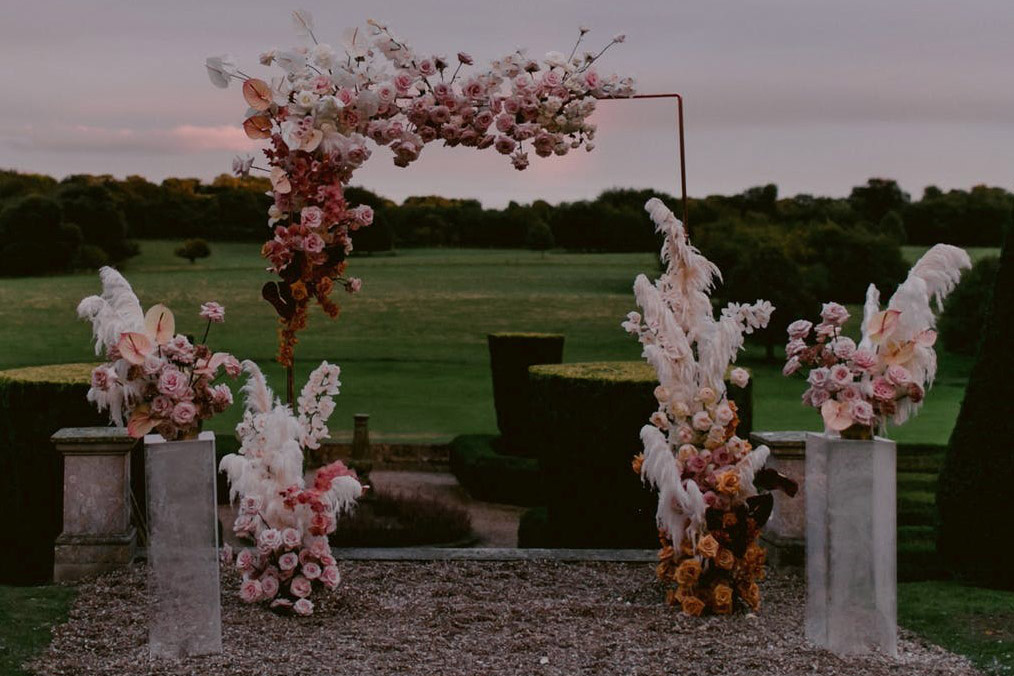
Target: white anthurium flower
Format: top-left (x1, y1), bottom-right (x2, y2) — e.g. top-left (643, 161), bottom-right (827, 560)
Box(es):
top-left (205, 54), bottom-right (237, 88)
top-left (269, 76), bottom-right (292, 105)
top-left (341, 26), bottom-right (370, 60)
top-left (275, 49), bottom-right (307, 73)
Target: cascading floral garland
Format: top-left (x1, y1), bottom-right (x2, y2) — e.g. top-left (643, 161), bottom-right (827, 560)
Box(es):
top-left (782, 245), bottom-right (970, 438)
top-left (208, 10), bottom-right (635, 366)
top-left (624, 198), bottom-right (796, 616)
top-left (219, 360), bottom-right (363, 616)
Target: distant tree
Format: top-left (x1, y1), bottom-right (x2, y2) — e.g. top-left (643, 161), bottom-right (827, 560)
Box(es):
top-left (938, 256), bottom-right (1000, 356)
top-left (849, 178), bottom-right (910, 224)
top-left (0, 194), bottom-right (79, 276)
top-left (879, 210), bottom-right (907, 244)
top-left (56, 180), bottom-right (137, 263)
top-left (175, 238), bottom-right (211, 263)
top-left (525, 218), bottom-right (555, 251)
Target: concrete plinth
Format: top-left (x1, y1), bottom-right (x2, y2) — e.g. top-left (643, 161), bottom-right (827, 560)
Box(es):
top-left (51, 427), bottom-right (138, 582)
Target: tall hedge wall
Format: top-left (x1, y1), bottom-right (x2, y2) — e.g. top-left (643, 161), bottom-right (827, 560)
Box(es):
top-left (0, 364), bottom-right (104, 584)
top-left (937, 232), bottom-right (1014, 589)
top-left (487, 332), bottom-right (564, 456)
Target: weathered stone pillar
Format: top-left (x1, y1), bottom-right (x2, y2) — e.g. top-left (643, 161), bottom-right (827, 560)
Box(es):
top-left (51, 427), bottom-right (138, 582)
top-left (750, 431), bottom-right (807, 566)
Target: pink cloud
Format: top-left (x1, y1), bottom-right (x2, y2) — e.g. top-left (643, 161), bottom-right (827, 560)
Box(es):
top-left (4, 124), bottom-right (257, 155)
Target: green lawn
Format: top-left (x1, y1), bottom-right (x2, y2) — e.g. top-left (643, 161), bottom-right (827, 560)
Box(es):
top-left (0, 585), bottom-right (75, 676)
top-left (0, 242), bottom-right (981, 444)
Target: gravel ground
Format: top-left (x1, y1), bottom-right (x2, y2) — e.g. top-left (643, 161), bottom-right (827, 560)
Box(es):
top-left (29, 562), bottom-right (980, 676)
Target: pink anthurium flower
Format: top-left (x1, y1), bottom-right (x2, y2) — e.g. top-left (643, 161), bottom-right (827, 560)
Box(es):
top-left (127, 404), bottom-right (159, 438)
top-left (915, 329), bottom-right (937, 347)
top-left (193, 352), bottom-right (230, 378)
top-left (820, 400), bottom-right (854, 432)
top-left (270, 166), bottom-right (292, 194)
top-left (144, 304), bottom-right (175, 345)
top-left (242, 78), bottom-right (273, 111)
top-left (882, 340), bottom-right (916, 366)
top-left (867, 309), bottom-right (901, 344)
top-left (117, 332), bottom-right (153, 365)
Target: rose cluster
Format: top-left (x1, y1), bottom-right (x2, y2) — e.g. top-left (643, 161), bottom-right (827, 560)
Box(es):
top-left (208, 12), bottom-right (633, 366)
top-left (782, 302), bottom-right (933, 436)
top-left (219, 360), bottom-right (363, 615)
top-left (79, 269), bottom-right (238, 440)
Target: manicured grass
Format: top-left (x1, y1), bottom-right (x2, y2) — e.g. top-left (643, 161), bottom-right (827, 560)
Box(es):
top-left (0, 242), bottom-right (977, 444)
top-left (899, 581), bottom-right (1014, 674)
top-left (0, 585), bottom-right (75, 676)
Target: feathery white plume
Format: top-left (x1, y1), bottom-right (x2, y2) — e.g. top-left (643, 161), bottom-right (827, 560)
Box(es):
top-left (291, 9), bottom-right (316, 41)
top-left (239, 359), bottom-right (274, 415)
top-left (76, 266), bottom-right (144, 355)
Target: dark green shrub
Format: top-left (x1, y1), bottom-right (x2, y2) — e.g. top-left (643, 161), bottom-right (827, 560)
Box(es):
top-left (487, 332), bottom-right (564, 456)
top-left (0, 364), bottom-right (104, 584)
top-left (937, 233), bottom-right (1014, 589)
top-left (174, 238), bottom-right (211, 263)
top-left (76, 244), bottom-right (109, 270)
top-left (0, 194), bottom-right (80, 276)
top-left (939, 256), bottom-right (1000, 356)
top-left (329, 490), bottom-right (472, 547)
top-left (517, 507), bottom-right (552, 548)
top-left (448, 434), bottom-right (541, 506)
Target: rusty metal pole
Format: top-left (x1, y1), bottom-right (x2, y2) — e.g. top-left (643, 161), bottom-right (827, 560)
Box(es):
top-left (602, 93), bottom-right (689, 235)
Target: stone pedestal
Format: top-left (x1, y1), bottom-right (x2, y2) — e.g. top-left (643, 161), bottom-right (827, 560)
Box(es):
top-left (750, 431), bottom-right (807, 567)
top-left (805, 432), bottom-right (897, 657)
top-left (145, 432), bottom-right (222, 658)
top-left (51, 427), bottom-right (137, 582)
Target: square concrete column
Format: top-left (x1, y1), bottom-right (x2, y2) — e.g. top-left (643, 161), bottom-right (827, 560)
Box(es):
top-left (51, 427), bottom-right (138, 582)
top-left (144, 431), bottom-right (222, 658)
top-left (805, 433), bottom-right (897, 657)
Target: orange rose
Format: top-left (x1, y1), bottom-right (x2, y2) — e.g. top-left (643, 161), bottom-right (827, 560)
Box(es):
top-left (290, 281), bottom-right (308, 301)
top-left (697, 535), bottom-right (719, 559)
top-left (665, 588), bottom-right (680, 607)
top-left (722, 512), bottom-right (738, 528)
top-left (715, 548), bottom-right (735, 570)
top-left (712, 584), bottom-right (733, 614)
top-left (681, 594), bottom-right (706, 617)
top-left (675, 558), bottom-right (702, 586)
top-left (632, 453), bottom-right (644, 474)
top-left (717, 471), bottom-right (741, 496)
top-left (744, 543), bottom-right (767, 567)
top-left (740, 582), bottom-right (761, 610)
top-left (658, 545), bottom-right (675, 562)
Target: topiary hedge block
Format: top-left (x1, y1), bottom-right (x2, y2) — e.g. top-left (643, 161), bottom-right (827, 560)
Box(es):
top-left (527, 361), bottom-right (756, 548)
top-left (517, 506), bottom-right (552, 548)
top-left (487, 332), bottom-right (565, 456)
top-left (448, 434), bottom-right (542, 506)
top-left (0, 363), bottom-right (104, 584)
top-left (937, 232), bottom-right (1014, 589)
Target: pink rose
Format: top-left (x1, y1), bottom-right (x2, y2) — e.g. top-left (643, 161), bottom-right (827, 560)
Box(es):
top-left (907, 383), bottom-right (925, 403)
top-left (320, 565), bottom-right (340, 589)
top-left (494, 135), bottom-right (517, 155)
top-left (713, 403), bottom-right (734, 426)
top-left (807, 367), bottom-right (830, 388)
top-left (804, 387), bottom-right (830, 408)
top-left (782, 356), bottom-right (802, 376)
top-left (90, 366), bottom-right (115, 390)
top-left (293, 598), bottom-right (314, 616)
top-left (260, 574), bottom-right (279, 599)
top-left (209, 384), bottom-right (233, 412)
top-left (300, 206), bottom-right (324, 229)
top-left (354, 205), bottom-right (374, 226)
top-left (303, 233), bottom-right (325, 254)
top-left (820, 302), bottom-right (850, 326)
top-left (676, 425), bottom-right (695, 444)
top-left (302, 562), bottom-right (322, 580)
top-left (833, 337), bottom-right (857, 360)
top-left (838, 384), bottom-right (861, 402)
top-left (240, 495), bottom-right (262, 514)
top-left (729, 368), bottom-right (749, 388)
top-left (871, 377), bottom-right (896, 402)
top-left (686, 455), bottom-right (707, 474)
top-left (239, 578), bottom-right (263, 603)
top-left (220, 543), bottom-right (233, 565)
top-left (829, 364), bottom-right (853, 389)
top-left (258, 528), bottom-right (283, 552)
top-left (170, 401), bottom-right (198, 426)
top-left (278, 552), bottom-right (299, 571)
top-left (158, 368), bottom-right (188, 397)
top-left (691, 411), bottom-right (712, 431)
top-left (850, 399), bottom-right (875, 426)
top-left (151, 395), bottom-right (173, 418)
top-left (289, 575), bottom-right (312, 598)
top-left (787, 319), bottom-right (813, 339)
top-left (282, 528), bottom-right (302, 550)
top-left (851, 349), bottom-right (878, 372)
top-left (417, 59), bottom-right (436, 77)
top-left (702, 491), bottom-right (718, 507)
top-left (307, 537), bottom-right (331, 559)
top-left (712, 448), bottom-right (732, 467)
top-left (199, 301), bottom-right (225, 323)
top-left (885, 364), bottom-right (912, 386)
top-left (649, 411), bottom-right (669, 430)
top-left (222, 355), bottom-right (242, 377)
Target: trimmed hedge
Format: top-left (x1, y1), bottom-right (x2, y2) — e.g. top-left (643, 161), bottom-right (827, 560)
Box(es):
top-left (0, 364), bottom-right (104, 584)
top-left (517, 507), bottom-right (552, 548)
top-left (448, 434), bottom-right (541, 506)
top-left (937, 232), bottom-right (1014, 589)
top-left (487, 332), bottom-right (564, 456)
top-left (525, 361), bottom-right (755, 548)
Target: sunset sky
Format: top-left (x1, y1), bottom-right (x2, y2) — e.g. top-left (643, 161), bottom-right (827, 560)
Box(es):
top-left (3, 0), bottom-right (1013, 207)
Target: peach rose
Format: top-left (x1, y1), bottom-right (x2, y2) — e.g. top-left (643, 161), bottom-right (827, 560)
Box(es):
top-left (715, 548), bottom-right (735, 570)
top-left (631, 453), bottom-right (644, 474)
top-left (712, 584), bottom-right (734, 614)
top-left (740, 582), bottom-right (761, 610)
top-left (716, 471), bottom-right (741, 496)
top-left (697, 535), bottom-right (719, 559)
top-left (675, 558), bottom-right (702, 586)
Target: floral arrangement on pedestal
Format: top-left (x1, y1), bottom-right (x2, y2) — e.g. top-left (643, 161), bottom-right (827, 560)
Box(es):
top-left (218, 360), bottom-right (363, 616)
top-left (207, 10), bottom-right (634, 366)
top-left (623, 198), bottom-right (796, 616)
top-left (782, 244), bottom-right (971, 438)
top-left (77, 267), bottom-right (240, 440)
